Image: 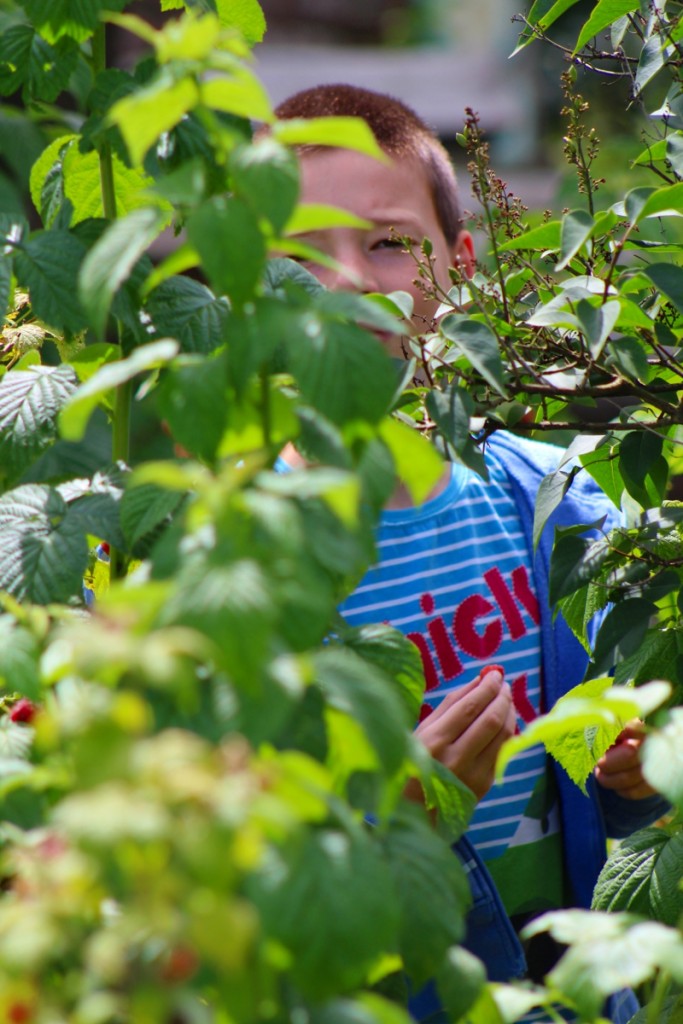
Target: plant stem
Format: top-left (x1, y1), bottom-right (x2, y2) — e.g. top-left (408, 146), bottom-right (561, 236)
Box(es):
top-left (93, 23), bottom-right (128, 581)
top-left (647, 970), bottom-right (671, 1024)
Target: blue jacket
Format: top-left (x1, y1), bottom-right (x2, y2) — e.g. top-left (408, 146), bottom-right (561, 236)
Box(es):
top-left (410, 433), bottom-right (668, 1024)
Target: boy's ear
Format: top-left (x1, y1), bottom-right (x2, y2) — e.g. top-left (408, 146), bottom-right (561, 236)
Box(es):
top-left (450, 230), bottom-right (475, 280)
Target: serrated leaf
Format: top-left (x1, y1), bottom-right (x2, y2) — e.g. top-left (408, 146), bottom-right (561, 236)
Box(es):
top-left (0, 617), bottom-right (41, 699)
top-left (273, 117), bottom-right (387, 162)
top-left (439, 315), bottom-right (507, 396)
top-left (156, 353), bottom-right (229, 464)
top-left (287, 319), bottom-right (396, 427)
top-left (200, 68), bottom-right (273, 122)
top-left (187, 195), bottom-right (266, 306)
top-left (555, 209), bottom-right (594, 271)
top-left (249, 826), bottom-right (397, 999)
top-left (109, 74), bottom-right (198, 166)
top-left (79, 207), bottom-right (168, 338)
top-left (378, 418), bottom-right (442, 506)
top-left (614, 627), bottom-right (682, 687)
top-left (592, 827), bottom-right (683, 925)
top-left (29, 134), bottom-right (76, 225)
top-left (642, 708), bottom-right (683, 809)
top-left (62, 145), bottom-right (165, 226)
top-left (231, 138), bottom-right (299, 235)
top-left (145, 276), bottom-right (229, 354)
top-left (574, 0), bottom-right (639, 53)
top-left (23, 0), bottom-right (127, 44)
top-left (0, 718), bottom-right (33, 760)
top-left (120, 482), bottom-right (183, 550)
top-left (214, 0), bottom-right (266, 43)
top-left (313, 647), bottom-right (410, 775)
top-left (339, 623), bottom-right (425, 723)
top-left (0, 25), bottom-right (78, 103)
top-left (380, 816), bottom-right (469, 985)
top-left (13, 230), bottom-right (88, 333)
top-left (0, 484), bottom-right (89, 603)
top-left (497, 679), bottom-right (671, 786)
top-left (539, 912), bottom-right (683, 1020)
top-left (59, 339), bottom-right (179, 442)
top-left (0, 365), bottom-right (78, 485)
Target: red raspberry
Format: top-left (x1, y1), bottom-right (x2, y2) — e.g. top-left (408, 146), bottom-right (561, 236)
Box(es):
top-left (100, 542), bottom-right (110, 555)
top-left (7, 1002), bottom-right (32, 1023)
top-left (9, 699), bottom-right (36, 724)
top-left (160, 946), bottom-right (199, 984)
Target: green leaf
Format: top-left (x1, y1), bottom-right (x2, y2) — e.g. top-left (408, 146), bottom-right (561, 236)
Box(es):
top-left (145, 276), bottom-right (229, 354)
top-left (592, 827), bottom-right (683, 925)
top-left (580, 440), bottom-right (624, 508)
top-left (666, 133), bottom-right (683, 177)
top-left (214, 0), bottom-right (266, 43)
top-left (0, 365), bottom-right (78, 486)
top-left (555, 209), bottom-right (594, 271)
top-left (614, 627), bottom-right (682, 687)
top-left (285, 203), bottom-right (371, 235)
top-left (0, 25), bottom-right (78, 103)
top-left (287, 320), bottom-right (396, 427)
top-left (619, 430), bottom-right (669, 509)
top-left (638, 182), bottom-right (683, 220)
top-left (428, 388), bottom-right (488, 480)
top-left (119, 482), bottom-right (183, 551)
top-left (78, 207), bottom-right (168, 338)
top-left (536, 911), bottom-right (683, 1020)
top-left (576, 298), bottom-right (620, 359)
top-left (0, 616), bottom-right (41, 700)
top-left (497, 679), bottom-right (671, 786)
top-left (62, 146), bottom-right (165, 226)
top-left (590, 597), bottom-right (657, 676)
top-left (23, 0), bottom-right (127, 43)
top-left (109, 74), bottom-right (198, 167)
top-left (59, 339), bottom-right (179, 442)
top-left (642, 708), bottom-right (683, 810)
top-left (436, 947), bottom-right (487, 1023)
top-left (273, 117), bottom-right (387, 162)
top-left (187, 195), bottom-right (266, 306)
top-left (0, 484), bottom-right (89, 603)
top-left (574, 0), bottom-right (640, 53)
top-left (549, 530), bottom-right (612, 605)
top-left (642, 262), bottom-right (683, 312)
top-left (439, 315), bottom-right (507, 396)
top-left (339, 623), bottom-right (426, 723)
top-left (230, 138), bottom-right (299, 235)
top-left (378, 418), bottom-right (443, 506)
top-left (29, 134), bottom-right (76, 225)
top-left (249, 825), bottom-right (398, 999)
top-left (498, 220), bottom-right (561, 252)
top-left (533, 468), bottom-right (577, 550)
top-left (635, 33), bottom-right (667, 96)
top-left (413, 745), bottom-right (476, 842)
top-left (200, 68), bottom-right (273, 123)
top-left (381, 816), bottom-right (469, 985)
top-left (155, 353), bottom-right (229, 464)
top-left (13, 230), bottom-right (88, 333)
top-left (313, 647), bottom-right (410, 775)
top-left (511, 0), bottom-right (581, 55)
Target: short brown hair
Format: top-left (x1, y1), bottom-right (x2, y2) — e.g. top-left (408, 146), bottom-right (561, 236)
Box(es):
top-left (273, 83), bottom-right (464, 245)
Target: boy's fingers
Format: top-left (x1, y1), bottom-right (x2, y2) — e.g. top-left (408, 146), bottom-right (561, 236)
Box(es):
top-left (419, 669), bottom-right (506, 745)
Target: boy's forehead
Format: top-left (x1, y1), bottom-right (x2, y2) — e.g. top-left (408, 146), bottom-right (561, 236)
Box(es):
top-left (298, 147), bottom-right (437, 224)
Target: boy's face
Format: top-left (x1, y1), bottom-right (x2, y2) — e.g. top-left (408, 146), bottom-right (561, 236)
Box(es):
top-left (294, 148), bottom-right (474, 359)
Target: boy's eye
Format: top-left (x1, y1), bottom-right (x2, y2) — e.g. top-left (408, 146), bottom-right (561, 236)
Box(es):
top-left (373, 237), bottom-right (409, 251)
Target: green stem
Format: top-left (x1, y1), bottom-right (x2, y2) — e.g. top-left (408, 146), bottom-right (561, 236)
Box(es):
top-left (260, 367), bottom-right (271, 450)
top-left (92, 23), bottom-right (129, 582)
top-left (110, 378), bottom-right (131, 581)
top-left (647, 970), bottom-right (671, 1024)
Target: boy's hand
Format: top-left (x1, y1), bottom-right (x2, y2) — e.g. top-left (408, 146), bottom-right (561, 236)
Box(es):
top-left (594, 720), bottom-right (657, 800)
top-left (413, 666), bottom-right (516, 801)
